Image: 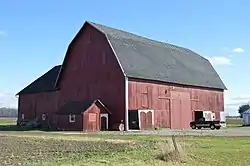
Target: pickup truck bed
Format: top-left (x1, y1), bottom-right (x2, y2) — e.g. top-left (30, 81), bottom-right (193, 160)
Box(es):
top-left (190, 120), bottom-right (221, 130)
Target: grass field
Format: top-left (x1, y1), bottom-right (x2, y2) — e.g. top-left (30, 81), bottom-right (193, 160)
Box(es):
top-left (0, 117), bottom-right (249, 165)
top-left (0, 132), bottom-right (249, 166)
top-left (0, 117), bottom-right (17, 125)
top-left (225, 118), bottom-right (243, 127)
top-left (0, 118), bottom-right (250, 166)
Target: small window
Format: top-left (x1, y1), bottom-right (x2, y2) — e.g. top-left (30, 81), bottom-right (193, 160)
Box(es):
top-left (21, 113), bottom-right (25, 120)
top-left (41, 113), bottom-right (46, 121)
top-left (69, 114), bottom-right (75, 123)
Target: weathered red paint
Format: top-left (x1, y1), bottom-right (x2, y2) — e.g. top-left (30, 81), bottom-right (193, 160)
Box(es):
top-left (139, 111), bottom-right (153, 130)
top-left (57, 102), bottom-right (109, 131)
top-left (57, 23), bottom-right (125, 130)
top-left (83, 102), bottom-right (109, 131)
top-left (18, 91), bottom-right (59, 123)
top-left (170, 91), bottom-right (192, 129)
top-left (57, 115), bottom-right (83, 131)
top-left (140, 112), bottom-right (146, 129)
top-left (17, 22), bottom-right (225, 131)
top-left (128, 78), bottom-right (224, 129)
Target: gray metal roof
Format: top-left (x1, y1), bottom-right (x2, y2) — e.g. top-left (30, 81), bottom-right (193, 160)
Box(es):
top-left (89, 22), bottom-right (227, 90)
top-left (17, 65), bottom-right (61, 95)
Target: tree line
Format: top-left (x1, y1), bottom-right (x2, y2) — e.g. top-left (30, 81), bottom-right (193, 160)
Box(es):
top-left (0, 107), bottom-right (18, 117)
top-left (238, 104), bottom-right (250, 118)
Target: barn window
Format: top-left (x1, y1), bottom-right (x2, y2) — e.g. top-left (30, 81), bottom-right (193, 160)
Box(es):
top-left (41, 113), bottom-right (46, 121)
top-left (69, 114), bottom-right (75, 123)
top-left (21, 113), bottom-right (25, 120)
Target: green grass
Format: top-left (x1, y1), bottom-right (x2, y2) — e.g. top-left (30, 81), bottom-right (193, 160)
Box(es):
top-left (0, 117), bottom-right (249, 165)
top-left (0, 132), bottom-right (250, 166)
top-left (0, 117), bottom-right (17, 125)
top-left (226, 118), bottom-right (244, 128)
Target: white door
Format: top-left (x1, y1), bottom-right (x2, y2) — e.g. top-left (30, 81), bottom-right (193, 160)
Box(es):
top-left (220, 111), bottom-right (226, 127)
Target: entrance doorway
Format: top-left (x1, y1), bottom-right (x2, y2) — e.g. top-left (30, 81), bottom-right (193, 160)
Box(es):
top-left (100, 114), bottom-right (108, 130)
top-left (128, 110), bottom-right (139, 130)
top-left (128, 109), bottom-right (154, 130)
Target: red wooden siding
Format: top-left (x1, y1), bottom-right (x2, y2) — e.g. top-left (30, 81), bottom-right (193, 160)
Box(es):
top-left (139, 111), bottom-right (153, 130)
top-left (83, 103), bottom-right (108, 131)
top-left (18, 91), bottom-right (59, 122)
top-left (56, 102), bottom-right (109, 131)
top-left (170, 91), bottom-right (192, 129)
top-left (57, 23), bottom-right (125, 130)
top-left (57, 115), bottom-right (83, 131)
top-left (128, 78), bottom-right (224, 129)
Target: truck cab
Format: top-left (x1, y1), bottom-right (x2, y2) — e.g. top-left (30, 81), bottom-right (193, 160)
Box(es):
top-left (190, 110), bottom-right (221, 130)
top-left (190, 117), bottom-right (221, 130)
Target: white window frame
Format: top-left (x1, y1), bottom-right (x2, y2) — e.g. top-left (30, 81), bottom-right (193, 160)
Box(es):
top-left (69, 114), bottom-right (75, 123)
top-left (41, 113), bottom-right (46, 121)
top-left (21, 113), bottom-right (25, 120)
top-left (100, 114), bottom-right (109, 130)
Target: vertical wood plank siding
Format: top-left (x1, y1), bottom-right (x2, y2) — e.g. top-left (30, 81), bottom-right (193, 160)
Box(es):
top-left (128, 78), bottom-right (224, 129)
top-left (18, 91), bottom-right (59, 121)
top-left (57, 24), bottom-right (125, 130)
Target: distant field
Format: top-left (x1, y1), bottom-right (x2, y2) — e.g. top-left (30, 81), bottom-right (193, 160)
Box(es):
top-left (226, 118), bottom-right (243, 127)
top-left (0, 117), bottom-right (17, 125)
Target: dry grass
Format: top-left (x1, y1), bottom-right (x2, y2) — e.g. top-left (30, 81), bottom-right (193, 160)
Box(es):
top-left (0, 117), bottom-right (17, 125)
top-left (0, 133), bottom-right (250, 166)
top-left (157, 140), bottom-right (187, 164)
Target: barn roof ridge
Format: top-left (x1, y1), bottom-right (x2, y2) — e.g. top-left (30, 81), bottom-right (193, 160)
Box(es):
top-left (87, 21), bottom-right (227, 90)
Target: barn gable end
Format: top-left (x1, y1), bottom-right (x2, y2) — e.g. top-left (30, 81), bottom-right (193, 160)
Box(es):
top-left (54, 22), bottom-right (126, 129)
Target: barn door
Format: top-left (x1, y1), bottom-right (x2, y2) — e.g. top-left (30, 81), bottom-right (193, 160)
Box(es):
top-left (170, 92), bottom-right (181, 129)
top-left (100, 114), bottom-right (108, 131)
top-left (170, 91), bottom-right (191, 129)
top-left (128, 110), bottom-right (139, 130)
top-left (180, 92), bottom-right (192, 129)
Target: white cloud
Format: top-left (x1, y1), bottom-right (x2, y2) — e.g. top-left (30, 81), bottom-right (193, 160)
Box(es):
top-left (233, 48), bottom-right (244, 53)
top-left (0, 92), bottom-right (18, 108)
top-left (224, 92), bottom-right (250, 116)
top-left (206, 56), bottom-right (231, 66)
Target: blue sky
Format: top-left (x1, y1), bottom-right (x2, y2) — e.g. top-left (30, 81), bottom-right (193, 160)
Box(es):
top-left (0, 0), bottom-right (249, 115)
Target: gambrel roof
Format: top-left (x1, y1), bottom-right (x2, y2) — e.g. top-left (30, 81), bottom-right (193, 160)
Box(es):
top-left (19, 21), bottom-right (226, 96)
top-left (88, 21), bottom-right (227, 90)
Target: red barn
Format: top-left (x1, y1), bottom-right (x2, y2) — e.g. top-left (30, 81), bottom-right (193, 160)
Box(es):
top-left (17, 21), bottom-right (227, 131)
top-left (16, 65), bottom-right (61, 128)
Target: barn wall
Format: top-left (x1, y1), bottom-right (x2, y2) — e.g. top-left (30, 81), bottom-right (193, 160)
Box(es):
top-left (83, 104), bottom-right (102, 131)
top-left (18, 91), bottom-right (60, 122)
top-left (57, 115), bottom-right (83, 131)
top-left (57, 23), bottom-right (125, 130)
top-left (128, 78), bottom-right (224, 128)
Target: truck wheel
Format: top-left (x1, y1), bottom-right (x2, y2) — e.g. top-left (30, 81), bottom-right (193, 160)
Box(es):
top-left (210, 124), bottom-right (215, 130)
top-left (191, 124), bottom-right (196, 129)
top-left (216, 127), bottom-right (220, 130)
top-left (197, 127), bottom-right (201, 129)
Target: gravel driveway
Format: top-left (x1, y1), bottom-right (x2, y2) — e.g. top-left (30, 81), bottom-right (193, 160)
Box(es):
top-left (58, 127), bottom-right (250, 137)
top-left (119, 127), bottom-right (250, 137)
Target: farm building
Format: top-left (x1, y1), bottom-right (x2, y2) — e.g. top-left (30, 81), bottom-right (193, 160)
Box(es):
top-left (242, 109), bottom-right (250, 126)
top-left (16, 21), bottom-right (227, 131)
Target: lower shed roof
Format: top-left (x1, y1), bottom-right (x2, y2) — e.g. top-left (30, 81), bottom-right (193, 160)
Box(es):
top-left (56, 99), bottom-right (111, 115)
